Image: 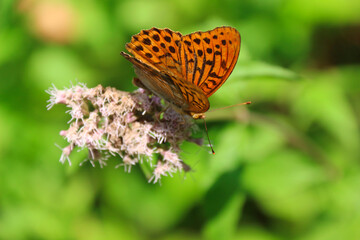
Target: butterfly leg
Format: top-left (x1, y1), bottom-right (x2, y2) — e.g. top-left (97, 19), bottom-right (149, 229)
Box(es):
top-left (132, 78), bottom-right (150, 92)
top-left (158, 103), bottom-right (188, 125)
top-left (151, 102), bottom-right (169, 123)
top-left (170, 105), bottom-right (188, 125)
top-left (179, 114), bottom-right (187, 125)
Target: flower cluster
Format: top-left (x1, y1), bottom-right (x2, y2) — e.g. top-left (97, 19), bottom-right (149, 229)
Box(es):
top-left (46, 83), bottom-right (203, 183)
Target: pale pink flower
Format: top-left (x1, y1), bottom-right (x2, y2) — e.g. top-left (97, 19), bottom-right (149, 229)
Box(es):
top-left (47, 83), bottom-right (204, 183)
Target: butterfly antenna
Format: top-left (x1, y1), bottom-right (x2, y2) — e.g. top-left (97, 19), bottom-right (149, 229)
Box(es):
top-left (208, 101), bottom-right (251, 112)
top-left (203, 117), bottom-right (215, 155)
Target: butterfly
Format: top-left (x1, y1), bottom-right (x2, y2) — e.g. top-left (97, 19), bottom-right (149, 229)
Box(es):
top-left (121, 26), bottom-right (241, 119)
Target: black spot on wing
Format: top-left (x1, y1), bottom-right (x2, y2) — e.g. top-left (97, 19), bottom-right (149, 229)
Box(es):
top-left (194, 38), bottom-right (201, 44)
top-left (165, 29), bottom-right (173, 36)
top-left (209, 72), bottom-right (222, 78)
top-left (221, 60), bottom-right (227, 69)
top-left (208, 79), bottom-right (216, 85)
top-left (164, 36), bottom-right (171, 42)
top-left (152, 34), bottom-right (160, 41)
top-left (153, 28), bottom-right (161, 34)
top-left (158, 53), bottom-right (171, 58)
top-left (169, 46), bottom-right (176, 53)
top-left (203, 82), bottom-right (212, 90)
top-left (143, 38), bottom-right (151, 45)
top-left (135, 45), bottom-right (143, 51)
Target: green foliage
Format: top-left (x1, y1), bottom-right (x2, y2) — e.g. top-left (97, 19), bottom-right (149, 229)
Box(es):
top-left (1, 0), bottom-right (359, 239)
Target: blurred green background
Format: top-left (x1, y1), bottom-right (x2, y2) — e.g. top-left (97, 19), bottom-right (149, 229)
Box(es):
top-left (1, 0), bottom-right (360, 239)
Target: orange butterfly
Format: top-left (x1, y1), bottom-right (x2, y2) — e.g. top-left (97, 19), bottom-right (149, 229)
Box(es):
top-left (121, 26), bottom-right (242, 120)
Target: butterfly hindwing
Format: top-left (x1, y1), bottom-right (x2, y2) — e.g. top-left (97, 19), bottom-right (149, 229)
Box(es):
top-left (121, 52), bottom-right (209, 114)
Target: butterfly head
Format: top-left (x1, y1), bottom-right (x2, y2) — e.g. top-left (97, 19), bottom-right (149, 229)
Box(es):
top-left (190, 112), bottom-right (206, 119)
